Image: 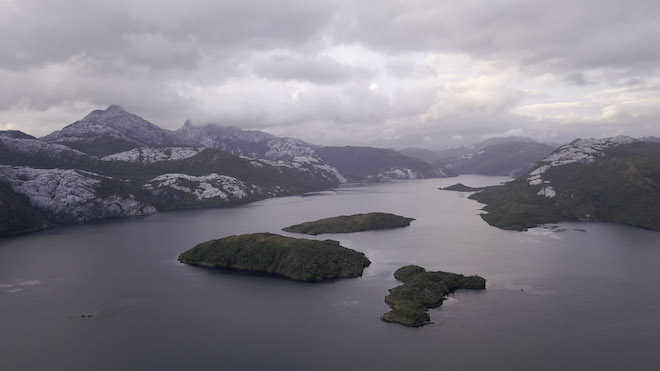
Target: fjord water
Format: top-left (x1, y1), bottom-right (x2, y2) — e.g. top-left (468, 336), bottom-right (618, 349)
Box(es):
top-left (1, 176), bottom-right (659, 371)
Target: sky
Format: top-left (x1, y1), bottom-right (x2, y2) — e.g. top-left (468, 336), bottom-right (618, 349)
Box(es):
top-left (1, 0), bottom-right (660, 148)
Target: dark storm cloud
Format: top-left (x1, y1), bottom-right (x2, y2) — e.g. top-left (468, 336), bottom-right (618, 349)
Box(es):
top-left (336, 0), bottom-right (660, 70)
top-left (0, 0), bottom-right (339, 70)
top-left (1, 0), bottom-right (660, 145)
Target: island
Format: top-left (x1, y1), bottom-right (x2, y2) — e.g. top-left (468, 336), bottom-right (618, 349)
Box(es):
top-left (282, 212), bottom-right (415, 235)
top-left (439, 183), bottom-right (484, 192)
top-left (178, 233), bottom-right (371, 281)
top-left (382, 265), bottom-right (486, 327)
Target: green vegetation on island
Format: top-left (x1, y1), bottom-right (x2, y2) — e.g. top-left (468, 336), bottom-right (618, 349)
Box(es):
top-left (282, 212), bottom-right (415, 235)
top-left (382, 265), bottom-right (486, 327)
top-left (178, 233), bottom-right (371, 281)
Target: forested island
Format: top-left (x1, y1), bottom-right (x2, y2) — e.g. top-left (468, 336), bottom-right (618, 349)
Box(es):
top-left (382, 265), bottom-right (486, 327)
top-left (283, 212), bottom-right (415, 235)
top-left (439, 183), bottom-right (485, 192)
top-left (178, 233), bottom-right (371, 281)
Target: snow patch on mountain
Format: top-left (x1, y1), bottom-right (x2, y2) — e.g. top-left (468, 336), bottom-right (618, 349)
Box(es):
top-left (102, 147), bottom-right (202, 163)
top-left (526, 136), bottom-right (638, 197)
top-left (528, 165), bottom-right (550, 186)
top-left (542, 136), bottom-right (636, 168)
top-left (174, 122), bottom-right (317, 161)
top-left (0, 166), bottom-right (155, 223)
top-left (537, 186), bottom-right (556, 198)
top-left (251, 156), bottom-right (346, 183)
top-left (144, 173), bottom-right (251, 200)
top-left (42, 105), bottom-right (173, 148)
top-left (265, 138), bottom-right (316, 160)
top-left (373, 168), bottom-right (421, 181)
top-left (309, 162), bottom-right (347, 183)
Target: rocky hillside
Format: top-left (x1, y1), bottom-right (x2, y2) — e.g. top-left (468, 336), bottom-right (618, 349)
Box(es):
top-left (174, 121), bottom-right (317, 161)
top-left (402, 137), bottom-right (555, 177)
top-left (1, 114), bottom-right (343, 236)
top-left (42, 105), bottom-right (176, 156)
top-left (1, 105), bottom-right (451, 237)
top-left (37, 106), bottom-right (437, 184)
top-left (0, 166), bottom-right (156, 224)
top-left (437, 141), bottom-right (555, 177)
top-left (0, 130), bottom-right (36, 140)
top-left (0, 142), bottom-right (344, 237)
top-left (316, 146), bottom-right (449, 182)
top-left (173, 122), bottom-right (438, 182)
top-left (470, 137), bottom-right (660, 231)
top-left (397, 147), bottom-right (443, 164)
top-left (1, 135), bottom-right (95, 169)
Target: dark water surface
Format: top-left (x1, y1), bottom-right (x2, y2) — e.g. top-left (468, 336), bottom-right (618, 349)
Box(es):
top-left (1, 176), bottom-right (659, 371)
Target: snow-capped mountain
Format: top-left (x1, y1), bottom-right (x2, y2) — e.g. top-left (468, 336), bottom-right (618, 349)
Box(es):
top-left (315, 146), bottom-right (448, 182)
top-left (36, 105), bottom-right (441, 183)
top-left (0, 166), bottom-right (156, 224)
top-left (101, 147), bottom-right (203, 163)
top-left (539, 136), bottom-right (637, 168)
top-left (526, 136), bottom-right (637, 198)
top-left (402, 137), bottom-right (555, 178)
top-left (470, 136), bottom-right (660, 231)
top-left (174, 120), bottom-right (317, 161)
top-left (42, 105), bottom-right (176, 156)
top-left (1, 105), bottom-right (452, 237)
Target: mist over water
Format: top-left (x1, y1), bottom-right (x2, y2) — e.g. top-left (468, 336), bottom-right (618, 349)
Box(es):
top-left (1, 176), bottom-right (659, 371)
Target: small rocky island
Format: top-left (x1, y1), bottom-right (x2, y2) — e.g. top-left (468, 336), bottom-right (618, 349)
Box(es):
top-left (439, 183), bottom-right (484, 192)
top-left (382, 265), bottom-right (486, 327)
top-left (178, 233), bottom-right (371, 281)
top-left (282, 212), bottom-right (415, 235)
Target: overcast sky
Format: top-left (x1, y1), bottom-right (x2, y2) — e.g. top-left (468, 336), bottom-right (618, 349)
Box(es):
top-left (1, 0), bottom-right (660, 148)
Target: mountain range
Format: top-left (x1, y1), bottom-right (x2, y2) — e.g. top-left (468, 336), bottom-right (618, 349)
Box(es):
top-left (469, 136), bottom-right (660, 231)
top-left (0, 105), bottom-right (445, 237)
top-left (3, 105), bottom-right (658, 237)
top-left (401, 137), bottom-right (556, 178)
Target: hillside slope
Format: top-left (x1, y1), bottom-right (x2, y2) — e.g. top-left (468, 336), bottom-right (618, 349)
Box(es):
top-left (402, 137), bottom-right (555, 177)
top-left (42, 105), bottom-right (176, 156)
top-left (0, 181), bottom-right (49, 236)
top-left (316, 146), bottom-right (448, 182)
top-left (470, 137), bottom-right (660, 231)
top-left (437, 141), bottom-right (555, 177)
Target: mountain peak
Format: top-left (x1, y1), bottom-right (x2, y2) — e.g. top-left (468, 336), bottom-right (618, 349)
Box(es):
top-left (106, 104), bottom-right (126, 113)
top-left (82, 104), bottom-right (131, 121)
top-left (568, 136), bottom-right (637, 148)
top-left (0, 130), bottom-right (36, 140)
top-left (529, 135), bottom-right (639, 179)
top-left (41, 105), bottom-right (173, 156)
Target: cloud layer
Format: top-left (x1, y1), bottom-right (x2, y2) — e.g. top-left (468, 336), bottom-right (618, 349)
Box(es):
top-left (2, 0), bottom-right (659, 147)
